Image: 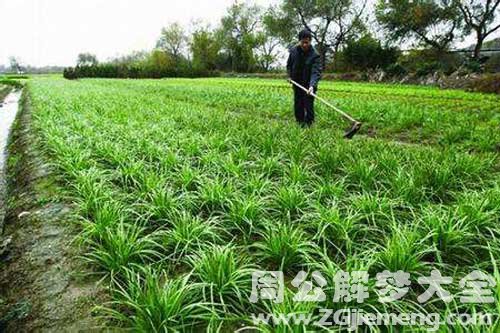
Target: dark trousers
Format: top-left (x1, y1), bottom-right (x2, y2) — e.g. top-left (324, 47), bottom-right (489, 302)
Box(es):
top-left (293, 86), bottom-right (315, 126)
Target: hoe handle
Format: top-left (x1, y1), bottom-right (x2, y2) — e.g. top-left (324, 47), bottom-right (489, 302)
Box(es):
top-left (289, 79), bottom-right (359, 124)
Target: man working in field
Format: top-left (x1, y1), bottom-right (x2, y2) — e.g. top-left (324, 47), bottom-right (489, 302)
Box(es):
top-left (287, 29), bottom-right (322, 127)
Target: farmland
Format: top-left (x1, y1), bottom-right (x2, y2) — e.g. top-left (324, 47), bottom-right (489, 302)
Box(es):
top-left (17, 77), bottom-right (500, 330)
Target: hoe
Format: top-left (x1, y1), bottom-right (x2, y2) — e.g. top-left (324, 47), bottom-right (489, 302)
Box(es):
top-left (290, 79), bottom-right (362, 139)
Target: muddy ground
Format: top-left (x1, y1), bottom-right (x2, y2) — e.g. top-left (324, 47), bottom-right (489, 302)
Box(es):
top-left (0, 91), bottom-right (107, 332)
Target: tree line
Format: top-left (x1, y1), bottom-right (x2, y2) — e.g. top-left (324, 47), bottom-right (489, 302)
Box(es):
top-left (64, 0), bottom-right (500, 79)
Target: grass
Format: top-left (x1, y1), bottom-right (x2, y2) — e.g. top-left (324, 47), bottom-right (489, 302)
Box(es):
top-left (0, 78), bottom-right (23, 89)
top-left (24, 76), bottom-right (500, 331)
top-left (0, 84), bottom-right (12, 102)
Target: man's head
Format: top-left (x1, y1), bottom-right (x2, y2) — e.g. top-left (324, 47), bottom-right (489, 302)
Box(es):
top-left (298, 29), bottom-right (312, 52)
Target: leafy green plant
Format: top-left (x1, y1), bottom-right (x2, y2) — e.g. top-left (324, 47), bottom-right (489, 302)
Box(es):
top-left (26, 76), bottom-right (500, 331)
top-left (84, 221), bottom-right (162, 275)
top-left (254, 222), bottom-right (315, 273)
top-left (187, 245), bottom-right (254, 315)
top-left (160, 212), bottom-right (222, 261)
top-left (101, 268), bottom-right (211, 332)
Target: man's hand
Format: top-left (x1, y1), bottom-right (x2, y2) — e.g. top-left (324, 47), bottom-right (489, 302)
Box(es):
top-left (307, 86), bottom-right (314, 95)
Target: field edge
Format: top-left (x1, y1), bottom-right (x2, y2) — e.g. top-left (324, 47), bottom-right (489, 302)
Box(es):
top-left (0, 89), bottom-right (106, 331)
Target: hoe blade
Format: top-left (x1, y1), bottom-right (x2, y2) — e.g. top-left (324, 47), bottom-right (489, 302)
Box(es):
top-left (344, 122), bottom-right (362, 139)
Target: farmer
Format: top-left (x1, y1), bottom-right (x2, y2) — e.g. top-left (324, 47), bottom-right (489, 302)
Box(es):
top-left (286, 29), bottom-right (322, 127)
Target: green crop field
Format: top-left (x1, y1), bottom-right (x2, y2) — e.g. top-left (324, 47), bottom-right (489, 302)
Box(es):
top-left (24, 77), bottom-right (500, 331)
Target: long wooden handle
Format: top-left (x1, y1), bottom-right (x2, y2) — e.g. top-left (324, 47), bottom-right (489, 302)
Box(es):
top-left (289, 79), bottom-right (359, 124)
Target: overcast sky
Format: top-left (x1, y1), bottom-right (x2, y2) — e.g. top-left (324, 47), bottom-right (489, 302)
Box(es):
top-left (0, 0), bottom-right (277, 67)
top-left (1, 0), bottom-right (497, 68)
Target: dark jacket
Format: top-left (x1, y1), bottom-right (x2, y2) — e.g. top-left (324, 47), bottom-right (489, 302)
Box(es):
top-left (286, 44), bottom-right (322, 88)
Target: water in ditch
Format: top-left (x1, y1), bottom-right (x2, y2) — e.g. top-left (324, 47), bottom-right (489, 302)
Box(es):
top-left (0, 90), bottom-right (22, 230)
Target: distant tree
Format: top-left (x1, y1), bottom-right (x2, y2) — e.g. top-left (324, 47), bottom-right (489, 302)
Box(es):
top-left (77, 53), bottom-right (98, 66)
top-left (376, 0), bottom-right (461, 51)
top-left (110, 50), bottom-right (149, 65)
top-left (147, 49), bottom-right (175, 76)
top-left (219, 1), bottom-right (261, 72)
top-left (157, 22), bottom-right (187, 60)
top-left (342, 34), bottom-right (400, 70)
top-left (265, 0), bottom-right (367, 69)
top-left (149, 49), bottom-right (174, 67)
top-left (190, 26), bottom-right (221, 71)
top-left (9, 56), bottom-right (23, 73)
top-left (454, 0), bottom-right (500, 59)
top-left (255, 32), bottom-right (282, 72)
top-left (263, 5), bottom-right (300, 46)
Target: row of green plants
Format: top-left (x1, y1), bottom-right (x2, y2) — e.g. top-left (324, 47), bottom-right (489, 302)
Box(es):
top-left (89, 77), bottom-right (499, 153)
top-left (27, 77), bottom-right (500, 331)
top-left (0, 76), bottom-right (23, 89)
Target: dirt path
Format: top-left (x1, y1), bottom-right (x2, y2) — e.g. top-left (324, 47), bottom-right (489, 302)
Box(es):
top-left (0, 91), bottom-right (106, 331)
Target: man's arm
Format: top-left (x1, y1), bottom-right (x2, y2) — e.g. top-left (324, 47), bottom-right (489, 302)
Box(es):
top-left (309, 52), bottom-right (322, 88)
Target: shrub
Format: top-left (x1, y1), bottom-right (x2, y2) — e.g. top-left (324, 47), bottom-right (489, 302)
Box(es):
top-left (63, 62), bottom-right (220, 80)
top-left (484, 54), bottom-right (500, 73)
top-left (400, 49), bottom-right (463, 75)
top-left (469, 73), bottom-right (500, 94)
top-left (0, 78), bottom-right (23, 88)
top-left (415, 61), bottom-right (440, 77)
top-left (463, 58), bottom-right (482, 73)
top-left (342, 34), bottom-right (400, 71)
top-left (63, 67), bottom-right (78, 80)
top-left (385, 63), bottom-right (408, 77)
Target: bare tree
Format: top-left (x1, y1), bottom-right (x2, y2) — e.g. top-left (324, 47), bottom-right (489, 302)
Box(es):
top-left (255, 32), bottom-right (282, 71)
top-left (157, 22), bottom-right (187, 60)
top-left (455, 0), bottom-right (500, 59)
top-left (77, 53), bottom-right (98, 66)
top-left (9, 56), bottom-right (23, 73)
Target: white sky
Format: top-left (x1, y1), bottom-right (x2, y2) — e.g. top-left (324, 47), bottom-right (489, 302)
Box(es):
top-left (0, 0), bottom-right (276, 67)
